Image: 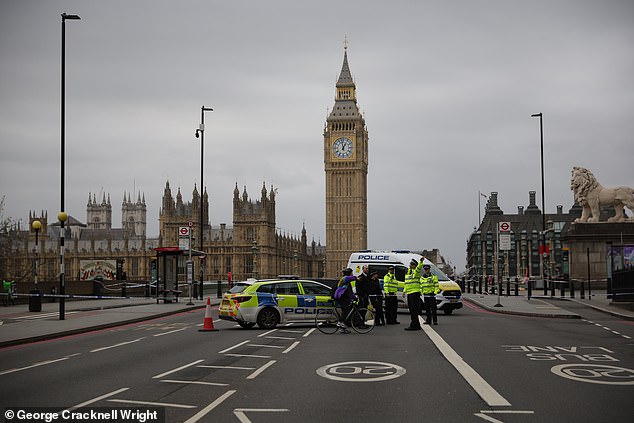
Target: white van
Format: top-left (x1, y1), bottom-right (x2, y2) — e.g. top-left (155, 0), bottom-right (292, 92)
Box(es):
top-left (347, 251), bottom-right (463, 315)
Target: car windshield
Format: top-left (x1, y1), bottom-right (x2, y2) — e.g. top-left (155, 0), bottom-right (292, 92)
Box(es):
top-left (228, 283), bottom-right (251, 294)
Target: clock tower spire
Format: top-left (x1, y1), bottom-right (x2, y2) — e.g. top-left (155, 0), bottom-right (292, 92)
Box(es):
top-left (324, 41), bottom-right (368, 277)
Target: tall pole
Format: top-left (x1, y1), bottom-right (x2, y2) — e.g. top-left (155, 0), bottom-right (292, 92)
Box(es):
top-left (196, 106), bottom-right (213, 299)
top-left (531, 113), bottom-right (546, 286)
top-left (60, 13), bottom-right (80, 320)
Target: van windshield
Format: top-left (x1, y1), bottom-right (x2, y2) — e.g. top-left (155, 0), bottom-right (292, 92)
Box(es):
top-left (367, 263), bottom-right (450, 281)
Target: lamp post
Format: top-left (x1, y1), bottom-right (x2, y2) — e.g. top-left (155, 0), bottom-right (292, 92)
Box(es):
top-left (195, 106), bottom-right (213, 300)
top-left (32, 220), bottom-right (42, 289)
top-left (531, 112), bottom-right (546, 288)
top-left (60, 12), bottom-right (80, 320)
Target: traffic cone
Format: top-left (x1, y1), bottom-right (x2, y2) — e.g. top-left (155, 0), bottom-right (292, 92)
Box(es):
top-left (199, 296), bottom-right (218, 332)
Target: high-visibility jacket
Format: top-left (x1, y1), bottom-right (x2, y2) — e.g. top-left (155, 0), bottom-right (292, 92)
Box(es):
top-left (383, 272), bottom-right (399, 294)
top-left (403, 261), bottom-right (423, 294)
top-left (421, 273), bottom-right (439, 295)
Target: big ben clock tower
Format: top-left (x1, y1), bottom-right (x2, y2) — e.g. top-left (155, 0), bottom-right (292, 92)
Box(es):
top-left (324, 41), bottom-right (368, 277)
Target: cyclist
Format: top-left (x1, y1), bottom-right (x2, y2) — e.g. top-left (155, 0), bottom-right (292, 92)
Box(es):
top-left (334, 268), bottom-right (356, 333)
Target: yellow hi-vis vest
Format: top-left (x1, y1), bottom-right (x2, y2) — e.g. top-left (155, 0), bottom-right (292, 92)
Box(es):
top-left (421, 273), bottom-right (439, 295)
top-left (404, 261), bottom-right (423, 294)
top-left (383, 272), bottom-right (399, 294)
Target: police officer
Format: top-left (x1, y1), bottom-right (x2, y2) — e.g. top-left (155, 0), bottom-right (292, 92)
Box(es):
top-left (383, 265), bottom-right (400, 324)
top-left (421, 263), bottom-right (439, 325)
top-left (356, 265), bottom-right (370, 309)
top-left (404, 259), bottom-right (423, 331)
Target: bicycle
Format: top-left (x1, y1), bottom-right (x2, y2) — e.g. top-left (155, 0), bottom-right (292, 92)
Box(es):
top-left (315, 301), bottom-right (375, 334)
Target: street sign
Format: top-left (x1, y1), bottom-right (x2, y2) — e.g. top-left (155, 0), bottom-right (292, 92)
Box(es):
top-left (499, 233), bottom-right (511, 250)
top-left (498, 222), bottom-right (511, 232)
top-left (179, 226), bottom-right (190, 250)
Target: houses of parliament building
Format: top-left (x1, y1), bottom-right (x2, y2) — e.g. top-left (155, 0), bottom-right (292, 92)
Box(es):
top-left (1, 44), bottom-right (370, 289)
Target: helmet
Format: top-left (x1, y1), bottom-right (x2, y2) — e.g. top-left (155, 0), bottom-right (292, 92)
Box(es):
top-left (410, 259), bottom-right (418, 266)
top-left (342, 267), bottom-right (353, 276)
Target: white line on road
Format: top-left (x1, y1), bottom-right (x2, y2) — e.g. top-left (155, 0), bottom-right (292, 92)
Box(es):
top-left (153, 359), bottom-right (204, 379)
top-left (265, 336), bottom-right (296, 340)
top-left (153, 327), bottom-right (187, 336)
top-left (198, 365), bottom-right (255, 370)
top-left (160, 379), bottom-right (229, 386)
top-left (0, 354), bottom-right (79, 376)
top-left (282, 341), bottom-right (300, 354)
top-left (183, 390), bottom-right (236, 423)
top-left (109, 398), bottom-right (196, 409)
top-left (474, 413), bottom-right (504, 423)
top-left (248, 343), bottom-right (285, 349)
top-left (303, 328), bottom-right (316, 337)
top-left (66, 387), bottom-right (129, 411)
top-left (246, 360), bottom-right (276, 379)
top-left (218, 340), bottom-right (250, 353)
top-left (258, 329), bottom-right (277, 337)
top-left (233, 408), bottom-right (290, 423)
top-left (90, 338), bottom-right (145, 353)
top-left (422, 323), bottom-right (511, 407)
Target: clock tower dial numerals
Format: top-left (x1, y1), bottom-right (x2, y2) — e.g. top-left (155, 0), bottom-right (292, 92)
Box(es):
top-left (333, 137), bottom-right (353, 159)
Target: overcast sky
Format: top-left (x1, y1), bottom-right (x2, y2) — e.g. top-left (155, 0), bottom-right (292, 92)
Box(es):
top-left (1, 0), bottom-right (633, 271)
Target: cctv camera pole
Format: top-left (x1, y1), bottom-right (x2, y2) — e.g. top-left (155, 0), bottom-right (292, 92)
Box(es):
top-left (196, 106), bottom-right (213, 300)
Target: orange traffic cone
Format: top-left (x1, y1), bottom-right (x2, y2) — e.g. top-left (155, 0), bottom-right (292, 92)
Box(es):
top-left (199, 296), bottom-right (218, 332)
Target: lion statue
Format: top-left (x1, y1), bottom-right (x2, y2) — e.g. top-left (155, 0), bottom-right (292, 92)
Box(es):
top-left (570, 166), bottom-right (634, 223)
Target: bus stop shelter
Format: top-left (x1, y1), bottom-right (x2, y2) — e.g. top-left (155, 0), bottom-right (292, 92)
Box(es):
top-left (154, 247), bottom-right (205, 303)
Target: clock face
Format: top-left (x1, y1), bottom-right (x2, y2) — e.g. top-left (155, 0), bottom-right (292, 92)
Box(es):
top-left (333, 137), bottom-right (353, 159)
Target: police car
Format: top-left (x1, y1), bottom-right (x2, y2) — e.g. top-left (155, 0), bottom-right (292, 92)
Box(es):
top-left (218, 278), bottom-right (335, 329)
top-left (347, 251), bottom-right (463, 315)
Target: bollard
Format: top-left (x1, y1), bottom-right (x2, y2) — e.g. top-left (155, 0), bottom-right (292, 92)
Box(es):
top-left (527, 279), bottom-right (532, 300)
top-left (478, 277), bottom-right (482, 294)
top-left (570, 280), bottom-right (575, 298)
top-left (514, 278), bottom-right (519, 296)
top-left (506, 278), bottom-right (510, 297)
top-left (145, 282), bottom-right (150, 298)
top-left (484, 277), bottom-right (489, 294)
top-left (217, 280), bottom-right (222, 298)
top-left (543, 279), bottom-right (548, 296)
top-left (580, 281), bottom-right (585, 299)
top-left (122, 282), bottom-right (127, 298)
top-left (550, 281), bottom-right (555, 298)
top-left (560, 282), bottom-right (565, 299)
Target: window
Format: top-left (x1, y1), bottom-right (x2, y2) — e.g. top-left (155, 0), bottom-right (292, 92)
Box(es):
top-left (274, 282), bottom-right (300, 295)
top-left (301, 282), bottom-right (331, 296)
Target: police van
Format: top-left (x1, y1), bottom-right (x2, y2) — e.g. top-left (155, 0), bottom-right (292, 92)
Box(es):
top-left (347, 251), bottom-right (463, 315)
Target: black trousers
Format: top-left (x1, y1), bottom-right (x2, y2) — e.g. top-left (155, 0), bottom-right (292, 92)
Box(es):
top-left (384, 294), bottom-right (398, 323)
top-left (406, 293), bottom-right (422, 328)
top-left (423, 294), bottom-right (437, 323)
top-left (370, 295), bottom-right (385, 324)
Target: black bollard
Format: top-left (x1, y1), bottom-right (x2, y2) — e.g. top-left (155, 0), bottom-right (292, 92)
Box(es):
top-left (580, 281), bottom-right (585, 299)
top-left (216, 280), bottom-right (222, 298)
top-left (570, 280), bottom-right (575, 299)
top-left (527, 279), bottom-right (532, 300)
top-left (506, 279), bottom-right (510, 297)
top-left (514, 278), bottom-right (519, 296)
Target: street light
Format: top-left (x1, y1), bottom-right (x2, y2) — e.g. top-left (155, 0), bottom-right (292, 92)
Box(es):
top-left (32, 220), bottom-right (42, 290)
top-left (195, 106), bottom-right (213, 299)
top-left (531, 112), bottom-right (547, 289)
top-left (251, 241), bottom-right (259, 279)
top-left (60, 12), bottom-right (80, 320)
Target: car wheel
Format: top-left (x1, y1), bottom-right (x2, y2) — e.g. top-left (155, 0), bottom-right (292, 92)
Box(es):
top-left (238, 321), bottom-right (255, 329)
top-left (443, 309), bottom-right (453, 315)
top-left (257, 308), bottom-right (280, 329)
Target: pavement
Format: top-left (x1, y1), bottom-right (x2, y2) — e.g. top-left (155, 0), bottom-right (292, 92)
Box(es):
top-left (1, 291), bottom-right (633, 348)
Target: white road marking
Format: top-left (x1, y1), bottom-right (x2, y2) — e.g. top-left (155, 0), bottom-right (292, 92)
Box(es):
top-left (160, 380), bottom-right (229, 386)
top-left (153, 327), bottom-right (187, 336)
top-left (153, 359), bottom-right (204, 379)
top-left (218, 340), bottom-right (250, 353)
top-left (90, 338), bottom-right (145, 353)
top-left (258, 329), bottom-right (277, 337)
top-left (66, 387), bottom-right (129, 411)
top-left (246, 360), bottom-right (276, 379)
top-left (198, 365), bottom-right (255, 370)
top-left (109, 398), bottom-right (196, 409)
top-left (183, 390), bottom-right (236, 423)
top-left (474, 413), bottom-right (504, 423)
top-left (0, 354), bottom-right (78, 376)
top-left (282, 341), bottom-right (300, 354)
top-left (303, 328), bottom-right (317, 337)
top-left (265, 336), bottom-right (296, 340)
top-left (248, 343), bottom-right (284, 349)
top-left (422, 322), bottom-right (511, 407)
top-left (233, 408), bottom-right (289, 423)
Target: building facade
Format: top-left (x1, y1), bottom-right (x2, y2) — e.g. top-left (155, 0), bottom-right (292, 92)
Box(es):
top-left (0, 182), bottom-right (326, 293)
top-left (324, 43), bottom-right (369, 277)
top-left (466, 191), bottom-right (580, 282)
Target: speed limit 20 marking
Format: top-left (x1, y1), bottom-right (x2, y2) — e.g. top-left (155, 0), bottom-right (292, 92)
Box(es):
top-left (316, 361), bottom-right (406, 382)
top-left (551, 364), bottom-right (634, 385)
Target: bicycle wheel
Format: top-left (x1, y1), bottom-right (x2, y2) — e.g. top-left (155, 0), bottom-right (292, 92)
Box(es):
top-left (350, 307), bottom-right (375, 334)
top-left (315, 307), bottom-right (340, 334)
